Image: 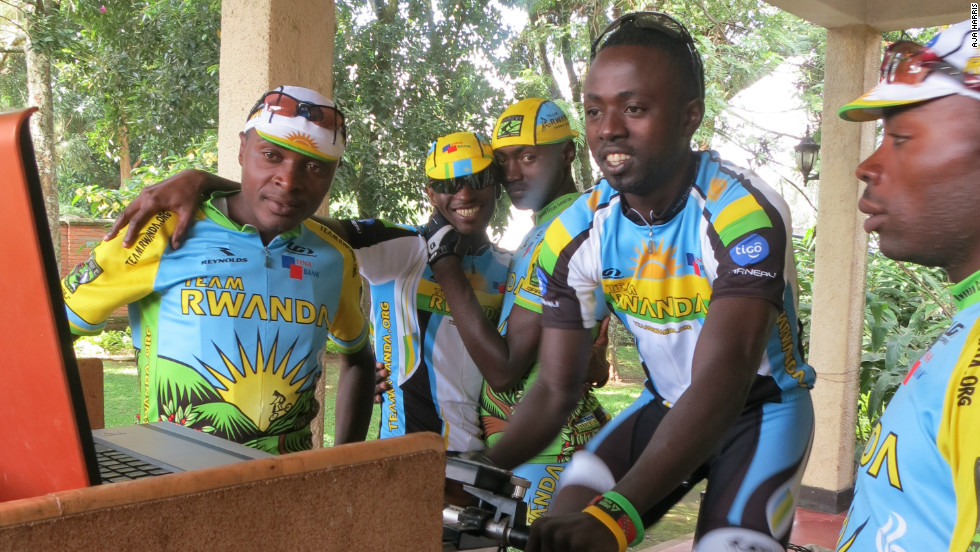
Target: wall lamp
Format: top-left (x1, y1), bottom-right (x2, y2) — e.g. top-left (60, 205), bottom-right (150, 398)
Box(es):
top-left (794, 127), bottom-right (820, 185)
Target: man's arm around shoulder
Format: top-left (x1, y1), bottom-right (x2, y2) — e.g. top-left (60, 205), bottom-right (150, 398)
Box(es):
top-left (106, 169), bottom-right (239, 249)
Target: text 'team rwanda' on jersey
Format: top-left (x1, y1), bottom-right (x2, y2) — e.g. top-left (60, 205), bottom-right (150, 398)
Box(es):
top-left (482, 192), bottom-right (609, 466)
top-left (536, 151), bottom-right (814, 406)
top-left (61, 193), bottom-right (368, 454)
top-left (837, 269), bottom-right (980, 552)
top-left (339, 218), bottom-right (512, 453)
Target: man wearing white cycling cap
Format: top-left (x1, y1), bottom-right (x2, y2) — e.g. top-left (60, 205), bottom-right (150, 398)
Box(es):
top-left (837, 20), bottom-right (980, 551)
top-left (63, 85), bottom-right (377, 453)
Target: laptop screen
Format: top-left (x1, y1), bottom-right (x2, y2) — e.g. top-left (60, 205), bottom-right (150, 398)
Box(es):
top-left (0, 108), bottom-right (101, 501)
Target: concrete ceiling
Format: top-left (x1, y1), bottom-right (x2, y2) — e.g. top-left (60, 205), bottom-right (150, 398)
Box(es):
top-left (766, 0), bottom-right (967, 30)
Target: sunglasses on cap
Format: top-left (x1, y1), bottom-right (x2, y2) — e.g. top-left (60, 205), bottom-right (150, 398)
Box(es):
top-left (428, 168), bottom-right (500, 195)
top-left (880, 39), bottom-right (980, 91)
top-left (248, 90), bottom-right (348, 144)
top-left (590, 11), bottom-right (705, 100)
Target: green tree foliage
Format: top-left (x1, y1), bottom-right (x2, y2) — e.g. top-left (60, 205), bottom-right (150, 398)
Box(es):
top-left (331, 0), bottom-right (515, 223)
top-left (859, 251), bottom-right (951, 427)
top-left (71, 130), bottom-right (216, 217)
top-left (0, 2), bottom-right (119, 212)
top-left (503, 0), bottom-right (826, 186)
top-left (30, 0), bottom-right (220, 192)
top-left (0, 3), bottom-right (28, 110)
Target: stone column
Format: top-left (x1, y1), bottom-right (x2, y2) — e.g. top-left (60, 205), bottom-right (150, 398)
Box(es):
top-left (800, 24), bottom-right (881, 513)
top-left (217, 0), bottom-right (336, 181)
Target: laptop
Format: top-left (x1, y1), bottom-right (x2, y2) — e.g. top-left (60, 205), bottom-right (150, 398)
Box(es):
top-left (0, 108), bottom-right (271, 503)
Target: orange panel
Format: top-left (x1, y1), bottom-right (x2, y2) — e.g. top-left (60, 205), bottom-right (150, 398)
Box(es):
top-left (0, 108), bottom-right (96, 501)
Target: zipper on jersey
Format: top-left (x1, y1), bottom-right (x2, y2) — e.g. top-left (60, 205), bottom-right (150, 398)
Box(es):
top-left (628, 207), bottom-right (656, 237)
top-left (264, 247), bottom-right (273, 268)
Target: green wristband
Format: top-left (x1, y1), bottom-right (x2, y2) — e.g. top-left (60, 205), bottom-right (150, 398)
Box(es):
top-left (603, 491), bottom-right (644, 547)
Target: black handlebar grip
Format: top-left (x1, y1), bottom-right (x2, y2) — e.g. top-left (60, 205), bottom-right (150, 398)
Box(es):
top-left (507, 526), bottom-right (529, 550)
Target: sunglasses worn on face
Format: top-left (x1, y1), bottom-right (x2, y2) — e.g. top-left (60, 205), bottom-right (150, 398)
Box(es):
top-left (248, 90), bottom-right (348, 143)
top-left (880, 40), bottom-right (980, 91)
top-left (590, 11), bottom-right (705, 100)
top-left (428, 170), bottom-right (498, 195)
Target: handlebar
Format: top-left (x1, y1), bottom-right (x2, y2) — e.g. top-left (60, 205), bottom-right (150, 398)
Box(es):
top-left (443, 503), bottom-right (529, 550)
top-left (442, 455), bottom-right (531, 550)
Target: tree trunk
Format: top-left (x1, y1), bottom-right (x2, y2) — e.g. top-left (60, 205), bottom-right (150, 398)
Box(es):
top-left (556, 9), bottom-right (596, 189)
top-left (527, 6), bottom-right (597, 189)
top-left (528, 10), bottom-right (563, 102)
top-left (24, 1), bottom-right (59, 265)
top-left (608, 343), bottom-right (620, 384)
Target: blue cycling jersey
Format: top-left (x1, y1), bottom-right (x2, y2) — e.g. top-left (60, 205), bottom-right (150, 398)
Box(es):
top-left (62, 192), bottom-right (368, 453)
top-left (537, 150), bottom-right (814, 404)
top-left (838, 269), bottom-right (980, 552)
top-left (534, 151), bottom-right (815, 543)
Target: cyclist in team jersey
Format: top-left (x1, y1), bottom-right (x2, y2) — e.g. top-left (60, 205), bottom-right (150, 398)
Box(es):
top-left (106, 130), bottom-right (513, 454)
top-left (835, 20), bottom-right (980, 551)
top-left (331, 131), bottom-right (512, 452)
top-left (504, 13), bottom-right (815, 552)
top-left (62, 86), bottom-right (376, 453)
top-left (428, 98), bottom-right (611, 522)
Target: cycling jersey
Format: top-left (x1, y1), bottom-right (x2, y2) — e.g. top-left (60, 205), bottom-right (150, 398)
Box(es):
top-left (837, 269), bottom-right (980, 552)
top-left (538, 150), bottom-right (814, 404)
top-left (480, 192), bottom-right (610, 523)
top-left (502, 194), bottom-right (580, 324)
top-left (339, 218), bottom-right (512, 453)
top-left (536, 150), bottom-right (815, 542)
top-left (62, 192), bottom-right (368, 454)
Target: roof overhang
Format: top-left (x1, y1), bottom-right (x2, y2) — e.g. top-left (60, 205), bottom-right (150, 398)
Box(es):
top-left (766, 0), bottom-right (967, 30)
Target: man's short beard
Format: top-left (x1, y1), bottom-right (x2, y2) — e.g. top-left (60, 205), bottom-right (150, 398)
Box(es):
top-left (604, 162), bottom-right (674, 196)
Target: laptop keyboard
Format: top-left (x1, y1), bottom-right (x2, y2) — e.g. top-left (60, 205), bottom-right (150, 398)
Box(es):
top-left (95, 443), bottom-right (172, 482)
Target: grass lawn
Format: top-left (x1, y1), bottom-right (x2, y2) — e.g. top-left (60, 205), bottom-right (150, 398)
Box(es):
top-left (99, 356), bottom-right (698, 546)
top-left (102, 360), bottom-right (141, 428)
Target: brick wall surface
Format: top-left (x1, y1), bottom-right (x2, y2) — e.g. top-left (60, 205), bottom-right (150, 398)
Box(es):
top-left (60, 217), bottom-right (128, 322)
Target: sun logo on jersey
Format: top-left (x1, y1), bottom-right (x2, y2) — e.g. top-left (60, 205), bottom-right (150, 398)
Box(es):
top-left (630, 238), bottom-right (681, 281)
top-left (200, 330), bottom-right (313, 432)
top-left (707, 177), bottom-right (728, 202)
